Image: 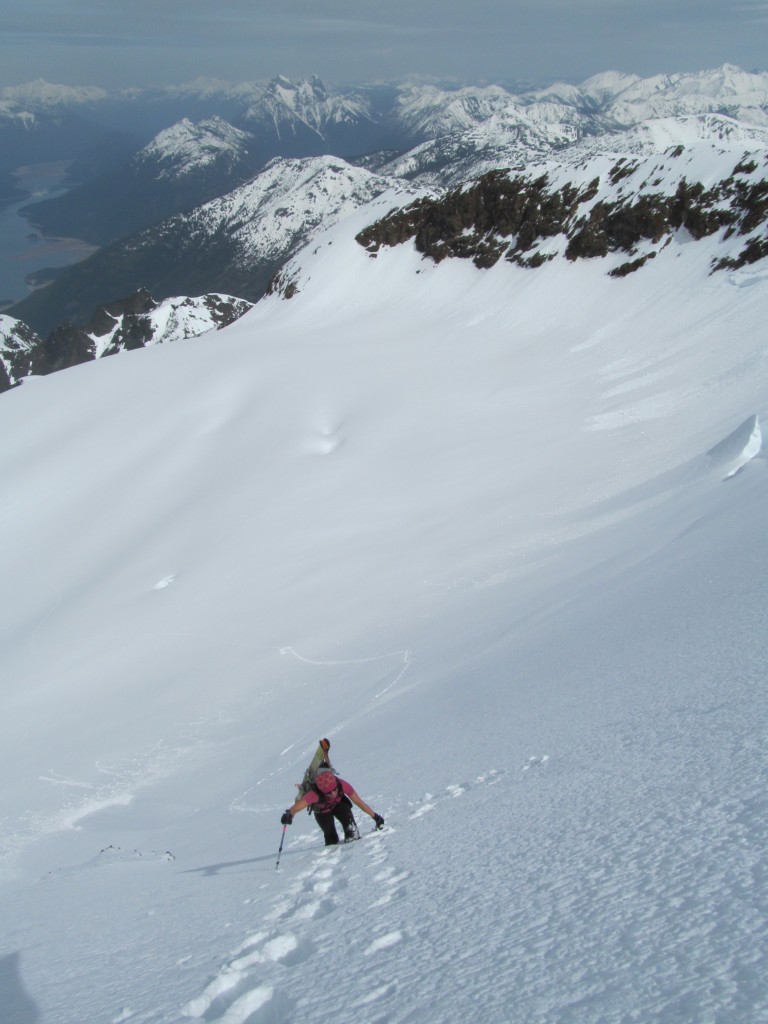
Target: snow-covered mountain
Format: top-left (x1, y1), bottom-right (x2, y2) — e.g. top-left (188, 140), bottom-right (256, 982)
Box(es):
top-left (518, 63), bottom-right (768, 127)
top-left (163, 155), bottom-right (424, 270)
top-left (242, 75), bottom-right (373, 136)
top-left (4, 64), bottom-right (767, 139)
top-left (240, 75), bottom-right (389, 158)
top-left (351, 123), bottom-right (768, 280)
top-left (392, 82), bottom-right (519, 140)
top-left (379, 105), bottom-right (579, 187)
top-left (6, 157), bottom-right (427, 337)
top-left (137, 116), bottom-right (253, 180)
top-left (0, 290), bottom-right (252, 392)
top-left (9, 106), bottom-right (768, 343)
top-left (19, 115), bottom-right (262, 248)
top-left (0, 79), bottom-right (109, 117)
top-left (1, 122), bottom-right (767, 1022)
top-left (562, 112), bottom-right (768, 162)
top-left (594, 63), bottom-right (768, 126)
top-left (0, 77), bottom-right (263, 123)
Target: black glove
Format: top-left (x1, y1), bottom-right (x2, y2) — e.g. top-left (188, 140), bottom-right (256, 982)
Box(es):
top-left (281, 810), bottom-right (293, 825)
top-left (373, 813), bottom-right (385, 829)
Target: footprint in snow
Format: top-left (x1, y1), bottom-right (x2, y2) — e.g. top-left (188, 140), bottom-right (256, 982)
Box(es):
top-left (371, 864), bottom-right (409, 907)
top-left (408, 794), bottom-right (436, 819)
top-left (364, 930), bottom-right (405, 956)
top-left (209, 985), bottom-right (276, 1024)
top-left (522, 755), bottom-right (550, 771)
top-left (352, 982), bottom-right (398, 1008)
top-left (180, 930), bottom-right (306, 1021)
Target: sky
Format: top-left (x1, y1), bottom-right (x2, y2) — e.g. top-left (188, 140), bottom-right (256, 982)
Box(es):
top-left (1, 0), bottom-right (767, 92)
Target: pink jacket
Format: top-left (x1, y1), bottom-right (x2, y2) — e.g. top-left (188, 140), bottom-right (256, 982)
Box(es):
top-left (304, 777), bottom-right (354, 812)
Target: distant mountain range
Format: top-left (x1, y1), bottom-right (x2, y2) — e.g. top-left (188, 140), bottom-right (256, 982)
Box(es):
top-left (2, 64), bottom-right (767, 376)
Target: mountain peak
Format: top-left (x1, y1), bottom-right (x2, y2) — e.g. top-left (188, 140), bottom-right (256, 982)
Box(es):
top-left (138, 116), bottom-right (252, 177)
top-left (242, 76), bottom-right (373, 140)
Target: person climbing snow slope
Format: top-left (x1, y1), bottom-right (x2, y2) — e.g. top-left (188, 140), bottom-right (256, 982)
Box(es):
top-left (281, 765), bottom-right (384, 845)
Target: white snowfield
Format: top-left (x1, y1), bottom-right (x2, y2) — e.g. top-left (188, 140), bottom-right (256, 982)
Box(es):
top-left (1, 133), bottom-right (768, 1024)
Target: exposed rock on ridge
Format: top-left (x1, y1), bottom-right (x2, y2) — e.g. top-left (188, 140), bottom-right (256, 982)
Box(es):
top-left (355, 147), bottom-right (768, 274)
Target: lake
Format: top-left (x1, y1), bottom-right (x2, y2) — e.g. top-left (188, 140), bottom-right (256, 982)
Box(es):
top-left (0, 162), bottom-right (97, 312)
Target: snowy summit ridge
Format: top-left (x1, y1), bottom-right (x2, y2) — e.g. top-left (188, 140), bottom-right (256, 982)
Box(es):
top-left (242, 74), bottom-right (376, 138)
top-left (139, 117), bottom-right (253, 179)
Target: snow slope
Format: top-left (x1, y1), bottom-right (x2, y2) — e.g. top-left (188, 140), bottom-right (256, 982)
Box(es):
top-left (1, 173), bottom-right (767, 1023)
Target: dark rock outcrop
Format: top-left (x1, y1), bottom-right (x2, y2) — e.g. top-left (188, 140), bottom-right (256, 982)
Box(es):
top-left (356, 158), bottom-right (768, 274)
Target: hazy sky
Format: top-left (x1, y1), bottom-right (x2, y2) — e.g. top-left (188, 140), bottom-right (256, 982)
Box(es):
top-left (1, 0), bottom-right (766, 91)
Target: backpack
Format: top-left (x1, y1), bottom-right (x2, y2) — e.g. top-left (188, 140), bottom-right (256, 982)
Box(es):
top-left (296, 738), bottom-right (332, 800)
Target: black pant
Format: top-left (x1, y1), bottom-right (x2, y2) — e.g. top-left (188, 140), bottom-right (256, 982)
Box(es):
top-left (315, 798), bottom-right (359, 845)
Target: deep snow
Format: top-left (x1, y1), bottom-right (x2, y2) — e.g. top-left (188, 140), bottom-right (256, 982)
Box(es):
top-left (1, 182), bottom-right (767, 1024)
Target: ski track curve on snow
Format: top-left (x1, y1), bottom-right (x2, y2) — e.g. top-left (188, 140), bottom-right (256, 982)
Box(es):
top-left (230, 644), bottom-right (415, 810)
top-left (278, 644), bottom-right (413, 701)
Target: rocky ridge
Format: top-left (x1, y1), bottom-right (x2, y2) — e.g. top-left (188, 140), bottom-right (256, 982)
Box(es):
top-left (354, 141), bottom-right (768, 275)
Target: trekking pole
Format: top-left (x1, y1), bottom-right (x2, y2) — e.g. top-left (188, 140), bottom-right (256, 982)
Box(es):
top-left (275, 825), bottom-right (287, 870)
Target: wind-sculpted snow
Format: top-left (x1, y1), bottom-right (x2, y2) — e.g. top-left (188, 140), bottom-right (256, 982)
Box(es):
top-left (707, 414), bottom-right (764, 479)
top-left (169, 736), bottom-right (768, 1024)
